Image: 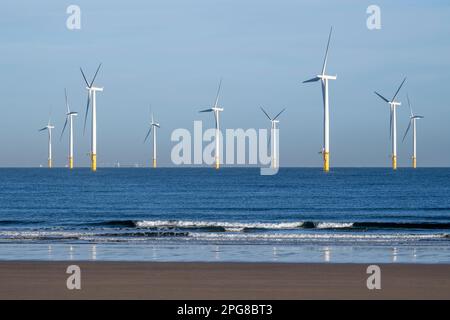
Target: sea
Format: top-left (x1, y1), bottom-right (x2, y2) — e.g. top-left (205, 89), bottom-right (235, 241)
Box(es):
top-left (0, 168), bottom-right (449, 263)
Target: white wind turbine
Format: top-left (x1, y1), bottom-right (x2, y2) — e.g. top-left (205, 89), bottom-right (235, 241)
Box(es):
top-left (303, 27), bottom-right (337, 172)
top-left (144, 109), bottom-right (160, 168)
top-left (39, 118), bottom-right (55, 168)
top-left (260, 107), bottom-right (286, 169)
top-left (80, 63), bottom-right (103, 172)
top-left (374, 77), bottom-right (406, 170)
top-left (199, 79), bottom-right (223, 169)
top-left (60, 89), bottom-right (78, 169)
top-left (402, 94), bottom-right (424, 169)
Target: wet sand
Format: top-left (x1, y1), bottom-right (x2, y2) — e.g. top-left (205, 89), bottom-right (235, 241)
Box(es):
top-left (0, 262), bottom-right (448, 299)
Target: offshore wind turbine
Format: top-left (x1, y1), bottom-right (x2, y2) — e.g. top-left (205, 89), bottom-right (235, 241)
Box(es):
top-left (39, 119), bottom-right (55, 168)
top-left (303, 27), bottom-right (337, 172)
top-left (60, 89), bottom-right (78, 169)
top-left (374, 77), bottom-right (406, 170)
top-left (144, 110), bottom-right (160, 168)
top-left (260, 107), bottom-right (286, 169)
top-left (199, 79), bottom-right (223, 169)
top-left (402, 94), bottom-right (424, 169)
top-left (80, 63), bottom-right (103, 172)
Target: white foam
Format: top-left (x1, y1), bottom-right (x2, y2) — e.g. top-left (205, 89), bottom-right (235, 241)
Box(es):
top-left (189, 232), bottom-right (445, 242)
top-left (316, 222), bottom-right (354, 229)
top-left (135, 220), bottom-right (303, 230)
top-left (0, 231), bottom-right (90, 239)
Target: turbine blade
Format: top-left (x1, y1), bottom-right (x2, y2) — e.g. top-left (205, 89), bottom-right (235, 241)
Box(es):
top-left (214, 78), bottom-right (222, 108)
top-left (60, 117), bottom-right (68, 141)
top-left (38, 127), bottom-right (47, 132)
top-left (374, 91), bottom-right (389, 103)
top-left (80, 68), bottom-right (89, 87)
top-left (64, 88), bottom-right (70, 114)
top-left (303, 77), bottom-right (320, 83)
top-left (260, 107), bottom-right (271, 120)
top-left (402, 120), bottom-right (412, 143)
top-left (407, 94), bottom-right (413, 117)
top-left (268, 128), bottom-right (271, 152)
top-left (90, 63), bottom-right (102, 87)
top-left (144, 127), bottom-right (152, 143)
top-left (199, 108), bottom-right (213, 113)
top-left (83, 92), bottom-right (91, 134)
top-left (273, 108), bottom-right (286, 120)
top-left (392, 77), bottom-right (406, 102)
top-left (321, 26), bottom-right (333, 75)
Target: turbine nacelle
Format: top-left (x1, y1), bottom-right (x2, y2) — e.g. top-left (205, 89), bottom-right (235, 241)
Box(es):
top-left (199, 107), bottom-right (224, 113)
top-left (318, 74), bottom-right (337, 81)
top-left (87, 86), bottom-right (104, 92)
top-left (40, 125), bottom-right (54, 131)
top-left (389, 101), bottom-right (401, 107)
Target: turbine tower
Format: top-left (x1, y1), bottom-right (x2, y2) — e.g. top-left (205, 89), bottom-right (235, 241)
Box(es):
top-left (260, 107), bottom-right (286, 169)
top-left (402, 94), bottom-right (424, 169)
top-left (199, 79), bottom-right (223, 169)
top-left (303, 27), bottom-right (337, 172)
top-left (374, 77), bottom-right (406, 170)
top-left (60, 89), bottom-right (78, 169)
top-left (144, 110), bottom-right (160, 168)
top-left (80, 63), bottom-right (103, 172)
top-left (39, 119), bottom-right (55, 168)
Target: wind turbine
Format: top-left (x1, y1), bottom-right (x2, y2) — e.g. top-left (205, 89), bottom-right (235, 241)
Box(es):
top-left (144, 109), bottom-right (160, 168)
top-left (260, 107), bottom-right (286, 169)
top-left (402, 94), bottom-right (424, 169)
top-left (39, 119), bottom-right (55, 168)
top-left (199, 79), bottom-right (223, 169)
top-left (80, 63), bottom-right (103, 172)
top-left (60, 89), bottom-right (78, 169)
top-left (303, 27), bottom-right (337, 172)
top-left (374, 77), bottom-right (406, 170)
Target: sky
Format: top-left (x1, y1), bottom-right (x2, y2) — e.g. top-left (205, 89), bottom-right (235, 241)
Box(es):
top-left (0, 0), bottom-right (449, 167)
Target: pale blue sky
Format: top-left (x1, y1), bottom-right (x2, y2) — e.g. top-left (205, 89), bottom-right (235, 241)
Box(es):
top-left (0, 0), bottom-right (449, 167)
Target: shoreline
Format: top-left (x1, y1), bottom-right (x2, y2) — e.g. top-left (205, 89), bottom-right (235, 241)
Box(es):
top-left (0, 261), bottom-right (449, 299)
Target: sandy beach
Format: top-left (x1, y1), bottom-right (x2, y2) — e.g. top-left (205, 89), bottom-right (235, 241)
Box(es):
top-left (0, 262), bottom-right (448, 299)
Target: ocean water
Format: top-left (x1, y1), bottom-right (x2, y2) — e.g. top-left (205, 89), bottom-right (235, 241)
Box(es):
top-left (0, 168), bottom-right (449, 263)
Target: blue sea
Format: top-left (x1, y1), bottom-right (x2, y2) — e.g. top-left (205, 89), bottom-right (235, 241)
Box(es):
top-left (0, 168), bottom-right (449, 263)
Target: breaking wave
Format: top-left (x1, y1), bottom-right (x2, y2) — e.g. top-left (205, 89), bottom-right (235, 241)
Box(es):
top-left (129, 220), bottom-right (450, 231)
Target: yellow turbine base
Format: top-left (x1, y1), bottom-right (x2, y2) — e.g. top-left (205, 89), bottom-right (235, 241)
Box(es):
top-left (323, 152), bottom-right (330, 172)
top-left (48, 159), bottom-right (52, 169)
top-left (69, 157), bottom-right (73, 169)
top-left (153, 159), bottom-right (156, 168)
top-left (215, 158), bottom-right (220, 170)
top-left (272, 158), bottom-right (277, 169)
top-left (392, 155), bottom-right (397, 170)
top-left (91, 154), bottom-right (97, 172)
top-left (412, 157), bottom-right (417, 169)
